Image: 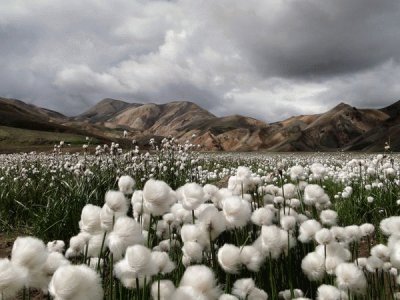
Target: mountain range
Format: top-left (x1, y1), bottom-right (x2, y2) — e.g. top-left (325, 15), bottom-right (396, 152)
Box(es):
top-left (1, 96), bottom-right (400, 152)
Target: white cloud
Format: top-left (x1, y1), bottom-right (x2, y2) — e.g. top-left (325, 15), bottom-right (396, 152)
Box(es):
top-left (0, 0), bottom-right (399, 120)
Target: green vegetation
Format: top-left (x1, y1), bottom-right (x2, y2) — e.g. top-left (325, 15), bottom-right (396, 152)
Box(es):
top-left (1, 141), bottom-right (400, 299)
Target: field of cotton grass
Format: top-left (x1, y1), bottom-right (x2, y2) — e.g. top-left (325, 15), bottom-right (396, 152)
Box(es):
top-left (1, 138), bottom-right (400, 299)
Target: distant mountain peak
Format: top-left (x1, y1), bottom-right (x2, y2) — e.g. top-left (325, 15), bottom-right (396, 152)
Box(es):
top-left (331, 102), bottom-right (352, 111)
top-left (77, 98), bottom-right (140, 122)
top-left (98, 98), bottom-right (129, 105)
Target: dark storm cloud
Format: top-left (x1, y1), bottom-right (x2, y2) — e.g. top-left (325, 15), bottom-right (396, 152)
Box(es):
top-left (211, 0), bottom-right (400, 78)
top-left (0, 0), bottom-right (400, 121)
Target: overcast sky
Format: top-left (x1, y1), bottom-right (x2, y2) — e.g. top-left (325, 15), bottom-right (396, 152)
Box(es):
top-left (1, 0), bottom-right (400, 122)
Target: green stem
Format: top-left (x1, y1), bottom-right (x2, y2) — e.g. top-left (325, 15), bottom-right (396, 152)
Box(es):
top-left (136, 277), bottom-right (140, 300)
top-left (209, 228), bottom-right (217, 268)
top-left (110, 253), bottom-right (114, 300)
top-left (225, 273), bottom-right (231, 293)
top-left (97, 231), bottom-right (107, 273)
top-left (158, 274), bottom-right (161, 300)
top-left (269, 253), bottom-right (276, 299)
top-left (288, 231), bottom-right (294, 298)
top-left (147, 214), bottom-right (153, 247)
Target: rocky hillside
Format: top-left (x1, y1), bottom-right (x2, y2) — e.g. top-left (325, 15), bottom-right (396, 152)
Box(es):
top-left (1, 96), bottom-right (400, 151)
top-left (76, 98), bottom-right (141, 123)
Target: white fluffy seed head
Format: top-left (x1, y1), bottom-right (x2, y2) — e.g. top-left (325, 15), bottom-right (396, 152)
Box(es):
top-left (151, 280), bottom-right (176, 300)
top-left (248, 287), bottom-right (268, 300)
top-left (320, 210), bottom-right (338, 226)
top-left (11, 236), bottom-right (48, 270)
top-left (0, 258), bottom-right (28, 299)
top-left (114, 260), bottom-right (137, 288)
top-left (315, 228), bottom-right (333, 245)
top-left (315, 241), bottom-right (351, 262)
top-left (380, 217), bottom-right (400, 236)
top-left (219, 294), bottom-right (239, 300)
top-left (104, 190), bottom-right (128, 214)
top-left (118, 175), bottom-right (135, 194)
top-left (290, 165), bottom-right (304, 181)
top-left (218, 244), bottom-right (241, 274)
top-left (179, 265), bottom-right (221, 299)
top-left (79, 204), bottom-right (102, 234)
top-left (330, 226), bottom-right (347, 242)
top-left (390, 242), bottom-right (400, 269)
top-left (304, 184), bottom-right (326, 206)
top-left (203, 184), bottom-right (219, 201)
top-left (251, 207), bottom-right (275, 226)
top-left (47, 240), bottom-right (65, 253)
top-left (143, 179), bottom-right (172, 206)
top-left (280, 183), bottom-right (297, 199)
top-left (335, 263), bottom-right (367, 295)
top-left (344, 225), bottom-right (362, 242)
top-left (179, 182), bottom-right (206, 210)
top-left (131, 190), bottom-right (143, 206)
top-left (280, 215), bottom-right (297, 231)
top-left (298, 220), bottom-right (322, 243)
top-left (107, 216), bottom-right (144, 260)
top-left (85, 233), bottom-right (106, 258)
top-left (289, 198), bottom-right (301, 209)
top-left (222, 196), bottom-right (251, 229)
top-left (355, 257), bottom-right (367, 268)
top-left (181, 224), bottom-right (208, 246)
top-left (317, 284), bottom-right (348, 300)
top-left (49, 264), bottom-right (103, 300)
top-left (279, 289), bottom-right (304, 300)
top-left (366, 256), bottom-right (383, 272)
top-left (198, 206), bottom-right (226, 240)
top-left (68, 232), bottom-right (90, 254)
top-left (240, 245), bottom-right (264, 272)
top-left (301, 252), bottom-right (325, 281)
top-left (359, 223), bottom-right (375, 236)
top-left (261, 225), bottom-right (285, 259)
top-left (182, 241), bottom-right (204, 264)
top-left (310, 163), bottom-right (326, 180)
top-left (172, 286), bottom-right (208, 300)
top-left (232, 278), bottom-right (255, 299)
top-left (44, 252), bottom-right (70, 277)
top-left (125, 245), bottom-right (154, 276)
top-left (371, 244), bottom-right (390, 261)
top-left (151, 251), bottom-right (175, 274)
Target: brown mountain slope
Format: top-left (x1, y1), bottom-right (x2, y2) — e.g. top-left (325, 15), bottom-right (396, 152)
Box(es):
top-left (2, 96), bottom-right (400, 152)
top-left (77, 98), bottom-right (142, 123)
top-left (0, 97), bottom-right (67, 122)
top-left (105, 101), bottom-right (216, 134)
top-left (179, 115), bottom-right (269, 151)
top-left (346, 100), bottom-right (400, 151)
top-left (0, 97), bottom-right (109, 144)
top-left (95, 99), bottom-right (270, 151)
top-left (0, 97), bottom-right (69, 132)
top-left (298, 103), bottom-right (388, 150)
top-left (75, 98), bottom-right (400, 151)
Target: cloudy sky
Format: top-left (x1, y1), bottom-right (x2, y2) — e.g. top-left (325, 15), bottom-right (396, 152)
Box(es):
top-left (1, 0), bottom-right (400, 122)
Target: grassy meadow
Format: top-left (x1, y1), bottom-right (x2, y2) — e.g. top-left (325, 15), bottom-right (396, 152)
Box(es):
top-left (0, 139), bottom-right (400, 299)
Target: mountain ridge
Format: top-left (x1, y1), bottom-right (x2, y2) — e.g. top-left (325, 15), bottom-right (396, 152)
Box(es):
top-left (1, 96), bottom-right (399, 152)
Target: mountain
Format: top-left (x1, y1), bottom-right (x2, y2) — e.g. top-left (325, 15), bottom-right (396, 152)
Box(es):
top-left (301, 103), bottom-right (388, 150)
top-left (105, 101), bottom-right (216, 134)
top-left (1, 96), bottom-right (400, 152)
top-left (0, 97), bottom-right (67, 124)
top-left (76, 98), bottom-right (141, 123)
top-left (0, 97), bottom-right (110, 151)
top-left (0, 97), bottom-right (69, 131)
top-left (346, 100), bottom-right (400, 151)
top-left (95, 100), bottom-right (270, 151)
